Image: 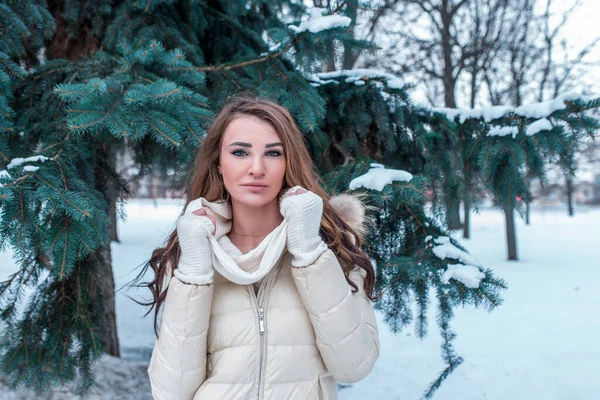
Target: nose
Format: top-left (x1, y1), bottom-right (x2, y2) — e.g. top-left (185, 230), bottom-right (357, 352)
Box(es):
top-left (249, 154), bottom-right (265, 176)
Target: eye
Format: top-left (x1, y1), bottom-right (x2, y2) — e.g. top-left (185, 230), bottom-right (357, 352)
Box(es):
top-left (266, 150), bottom-right (282, 157)
top-left (232, 149), bottom-right (247, 157)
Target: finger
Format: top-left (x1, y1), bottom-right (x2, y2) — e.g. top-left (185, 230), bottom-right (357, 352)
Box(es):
top-left (193, 208), bottom-right (207, 216)
top-left (288, 188), bottom-right (307, 197)
top-left (186, 198), bottom-right (204, 214)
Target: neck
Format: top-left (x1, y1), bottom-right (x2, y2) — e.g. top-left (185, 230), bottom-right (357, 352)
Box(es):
top-left (228, 198), bottom-right (283, 245)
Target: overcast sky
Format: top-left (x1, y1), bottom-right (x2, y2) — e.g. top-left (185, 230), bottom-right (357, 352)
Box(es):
top-left (558, 0), bottom-right (600, 94)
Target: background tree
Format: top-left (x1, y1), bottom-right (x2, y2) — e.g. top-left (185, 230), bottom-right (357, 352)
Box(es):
top-left (2, 0), bottom-right (597, 397)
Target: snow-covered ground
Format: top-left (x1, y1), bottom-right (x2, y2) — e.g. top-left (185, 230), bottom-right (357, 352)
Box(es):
top-left (1, 199), bottom-right (599, 399)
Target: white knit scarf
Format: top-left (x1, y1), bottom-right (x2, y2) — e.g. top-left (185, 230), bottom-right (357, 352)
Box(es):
top-left (197, 197), bottom-right (288, 285)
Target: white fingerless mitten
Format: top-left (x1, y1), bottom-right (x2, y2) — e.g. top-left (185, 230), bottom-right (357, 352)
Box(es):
top-left (174, 200), bottom-right (215, 285)
top-left (279, 186), bottom-right (328, 267)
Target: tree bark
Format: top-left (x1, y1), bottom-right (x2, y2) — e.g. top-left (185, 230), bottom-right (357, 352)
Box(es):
top-left (342, 0), bottom-right (358, 70)
top-left (503, 202), bottom-right (518, 261)
top-left (94, 142), bottom-right (121, 356)
top-left (446, 194), bottom-right (462, 230)
top-left (566, 176), bottom-right (574, 217)
top-left (463, 196), bottom-right (471, 239)
top-left (441, 1), bottom-right (454, 107)
top-left (109, 194), bottom-right (120, 243)
top-left (463, 163), bottom-right (471, 238)
top-left (525, 177), bottom-right (531, 225)
top-left (90, 244), bottom-right (121, 356)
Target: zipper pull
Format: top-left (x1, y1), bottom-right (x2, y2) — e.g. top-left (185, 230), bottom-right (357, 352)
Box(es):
top-left (258, 307), bottom-right (265, 334)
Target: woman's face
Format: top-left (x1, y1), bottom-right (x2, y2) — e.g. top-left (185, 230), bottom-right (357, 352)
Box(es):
top-left (219, 116), bottom-right (286, 209)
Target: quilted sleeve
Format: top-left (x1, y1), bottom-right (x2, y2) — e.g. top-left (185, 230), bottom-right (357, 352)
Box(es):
top-left (147, 275), bottom-right (213, 399)
top-left (291, 248), bottom-right (380, 383)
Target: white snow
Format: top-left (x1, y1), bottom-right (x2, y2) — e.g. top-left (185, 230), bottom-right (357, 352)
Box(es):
top-left (488, 125), bottom-right (519, 139)
top-left (431, 236), bottom-right (482, 267)
top-left (36, 47), bottom-right (46, 66)
top-left (1, 200), bottom-right (599, 399)
top-left (268, 42), bottom-right (282, 52)
top-left (22, 165), bottom-right (39, 172)
top-left (441, 264), bottom-right (486, 289)
top-left (431, 91), bottom-right (590, 123)
top-left (436, 105), bottom-right (513, 124)
top-left (6, 155), bottom-right (50, 169)
top-left (349, 163), bottom-right (413, 191)
top-left (311, 68), bottom-right (406, 89)
top-left (525, 118), bottom-right (553, 136)
top-left (289, 8), bottom-right (351, 34)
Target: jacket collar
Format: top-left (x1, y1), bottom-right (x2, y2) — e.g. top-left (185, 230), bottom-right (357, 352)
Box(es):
top-left (197, 192), bottom-right (367, 240)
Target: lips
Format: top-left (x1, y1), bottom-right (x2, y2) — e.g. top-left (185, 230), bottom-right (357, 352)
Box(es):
top-left (242, 183), bottom-right (268, 187)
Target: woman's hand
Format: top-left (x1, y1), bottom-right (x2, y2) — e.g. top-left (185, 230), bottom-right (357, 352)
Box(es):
top-left (279, 186), bottom-right (328, 267)
top-left (192, 208), bottom-right (217, 236)
top-left (174, 200), bottom-right (216, 284)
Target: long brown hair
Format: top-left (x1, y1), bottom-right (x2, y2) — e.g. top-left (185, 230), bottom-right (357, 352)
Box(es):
top-left (132, 96), bottom-right (376, 337)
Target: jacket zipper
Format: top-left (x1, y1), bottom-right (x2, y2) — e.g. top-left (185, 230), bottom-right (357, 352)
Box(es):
top-left (250, 259), bottom-right (283, 400)
top-left (258, 308), bottom-right (265, 334)
top-left (249, 288), bottom-right (265, 400)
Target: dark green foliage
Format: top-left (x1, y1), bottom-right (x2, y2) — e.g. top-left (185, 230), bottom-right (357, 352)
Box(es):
top-left (1, 0), bottom-right (598, 398)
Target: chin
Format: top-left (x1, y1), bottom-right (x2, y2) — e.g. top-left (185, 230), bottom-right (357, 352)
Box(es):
top-left (231, 190), bottom-right (278, 208)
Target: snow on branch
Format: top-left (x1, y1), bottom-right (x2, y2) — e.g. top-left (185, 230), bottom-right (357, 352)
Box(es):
top-left (488, 126), bottom-right (519, 139)
top-left (431, 236), bottom-right (485, 289)
top-left (430, 91), bottom-right (591, 124)
top-left (310, 68), bottom-right (406, 89)
top-left (289, 8), bottom-right (351, 34)
top-left (349, 163), bottom-right (413, 191)
top-left (441, 264), bottom-right (486, 289)
top-left (431, 236), bottom-right (482, 267)
top-left (525, 118), bottom-right (553, 136)
top-left (0, 155), bottom-right (50, 187)
top-left (485, 119), bottom-right (553, 138)
top-left (7, 155), bottom-right (50, 169)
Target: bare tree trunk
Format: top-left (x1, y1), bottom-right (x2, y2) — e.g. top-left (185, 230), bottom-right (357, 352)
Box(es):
top-left (342, 0), bottom-right (358, 69)
top-left (463, 196), bottom-right (471, 239)
top-left (566, 176), bottom-right (574, 217)
top-left (446, 193), bottom-right (462, 230)
top-left (90, 245), bottom-right (120, 356)
top-left (45, 0), bottom-right (121, 359)
top-left (109, 200), bottom-right (120, 242)
top-left (503, 202), bottom-right (518, 261)
top-left (524, 180), bottom-right (530, 226)
top-left (441, 0), bottom-right (457, 108)
top-left (94, 142), bottom-right (121, 356)
top-left (108, 149), bottom-right (120, 243)
top-left (463, 162), bottom-right (472, 238)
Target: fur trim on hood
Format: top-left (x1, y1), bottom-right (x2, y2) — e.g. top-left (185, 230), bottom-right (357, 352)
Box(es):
top-left (329, 193), bottom-right (368, 238)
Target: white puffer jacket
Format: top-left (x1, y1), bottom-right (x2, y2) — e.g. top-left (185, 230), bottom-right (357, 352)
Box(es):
top-left (148, 194), bottom-right (380, 399)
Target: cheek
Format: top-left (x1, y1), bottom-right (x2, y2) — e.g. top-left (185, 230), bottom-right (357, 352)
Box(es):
top-left (220, 156), bottom-right (242, 178)
top-left (279, 162), bottom-right (287, 179)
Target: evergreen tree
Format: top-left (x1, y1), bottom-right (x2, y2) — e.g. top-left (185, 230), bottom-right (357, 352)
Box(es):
top-left (429, 94), bottom-right (600, 260)
top-left (2, 0), bottom-right (595, 398)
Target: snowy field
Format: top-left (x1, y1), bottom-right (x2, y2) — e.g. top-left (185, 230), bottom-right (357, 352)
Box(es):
top-left (1, 198), bottom-right (599, 399)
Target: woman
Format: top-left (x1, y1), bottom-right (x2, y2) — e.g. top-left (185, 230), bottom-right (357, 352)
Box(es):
top-left (145, 96), bottom-right (379, 399)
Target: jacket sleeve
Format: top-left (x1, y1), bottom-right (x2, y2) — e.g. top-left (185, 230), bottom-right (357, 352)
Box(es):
top-left (147, 275), bottom-right (213, 399)
top-left (291, 248), bottom-right (380, 383)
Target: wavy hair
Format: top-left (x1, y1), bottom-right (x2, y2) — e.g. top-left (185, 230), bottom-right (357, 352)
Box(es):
top-left (132, 96), bottom-right (376, 337)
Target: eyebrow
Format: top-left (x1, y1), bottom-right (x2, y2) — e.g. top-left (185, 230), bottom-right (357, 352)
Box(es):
top-left (228, 141), bottom-right (283, 148)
